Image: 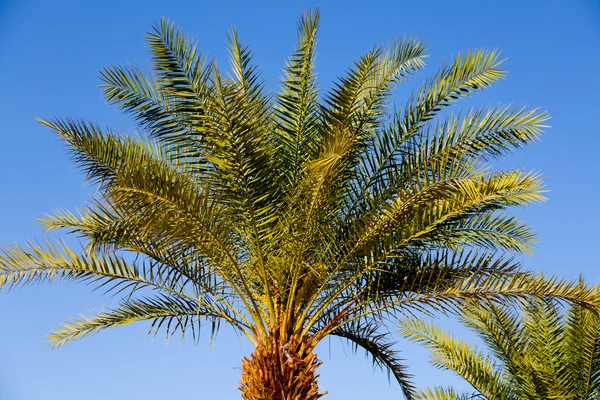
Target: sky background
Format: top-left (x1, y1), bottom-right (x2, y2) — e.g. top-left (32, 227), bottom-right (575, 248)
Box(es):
top-left (0, 0), bottom-right (599, 398)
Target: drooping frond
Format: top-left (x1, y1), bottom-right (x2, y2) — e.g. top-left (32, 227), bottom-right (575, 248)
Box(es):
top-left (0, 239), bottom-right (142, 290)
top-left (389, 270), bottom-right (599, 318)
top-left (306, 249), bottom-right (599, 357)
top-left (49, 294), bottom-right (231, 348)
top-left (0, 240), bottom-right (227, 312)
top-left (329, 321), bottom-right (416, 399)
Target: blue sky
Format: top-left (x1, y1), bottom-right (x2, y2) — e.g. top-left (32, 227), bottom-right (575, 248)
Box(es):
top-left (0, 0), bottom-right (599, 398)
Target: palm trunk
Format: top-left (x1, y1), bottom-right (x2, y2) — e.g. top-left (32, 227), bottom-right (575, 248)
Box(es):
top-left (238, 334), bottom-right (326, 400)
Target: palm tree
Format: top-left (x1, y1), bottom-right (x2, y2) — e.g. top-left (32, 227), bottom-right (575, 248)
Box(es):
top-left (1, 10), bottom-right (598, 399)
top-left (401, 299), bottom-right (600, 399)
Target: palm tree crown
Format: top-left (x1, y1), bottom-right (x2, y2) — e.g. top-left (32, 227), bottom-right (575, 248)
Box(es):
top-left (401, 299), bottom-right (600, 399)
top-left (1, 10), bottom-right (597, 400)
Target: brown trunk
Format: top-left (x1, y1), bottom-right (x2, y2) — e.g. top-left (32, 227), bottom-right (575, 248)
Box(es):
top-left (239, 335), bottom-right (327, 400)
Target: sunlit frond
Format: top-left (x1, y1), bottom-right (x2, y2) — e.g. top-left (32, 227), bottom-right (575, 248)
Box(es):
top-left (353, 49), bottom-right (507, 208)
top-left (414, 387), bottom-right (479, 400)
top-left (49, 294), bottom-right (221, 348)
top-left (400, 318), bottom-right (514, 400)
top-left (404, 297), bottom-right (600, 399)
top-left (275, 9), bottom-right (321, 184)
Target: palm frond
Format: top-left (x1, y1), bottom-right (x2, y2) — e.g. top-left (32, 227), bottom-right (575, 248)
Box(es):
top-left (0, 239), bottom-right (141, 290)
top-left (345, 256), bottom-right (599, 328)
top-left (100, 65), bottom-right (201, 153)
top-left (354, 49), bottom-right (507, 207)
top-left (414, 387), bottom-right (481, 400)
top-left (330, 321), bottom-right (416, 399)
top-left (0, 240), bottom-right (203, 303)
top-left (204, 36), bottom-right (279, 245)
top-left (430, 211), bottom-right (537, 255)
top-left (559, 299), bottom-right (600, 398)
top-left (275, 9), bottom-right (321, 184)
top-left (37, 118), bottom-right (167, 187)
top-left (400, 318), bottom-right (514, 400)
top-left (49, 294), bottom-right (225, 348)
top-left (406, 297), bottom-right (600, 399)
top-left (345, 169), bottom-right (544, 262)
top-left (147, 18), bottom-right (211, 98)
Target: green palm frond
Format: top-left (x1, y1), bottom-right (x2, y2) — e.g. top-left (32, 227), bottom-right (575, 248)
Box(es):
top-left (391, 271), bottom-right (598, 318)
top-left (275, 9), bottom-right (321, 184)
top-left (431, 212), bottom-right (537, 255)
top-left (400, 318), bottom-right (514, 400)
top-left (425, 105), bottom-right (548, 162)
top-left (37, 118), bottom-right (147, 187)
top-left (354, 49), bottom-right (507, 205)
top-left (0, 239), bottom-right (142, 290)
top-left (37, 118), bottom-right (237, 256)
top-left (102, 18), bottom-right (212, 161)
top-left (147, 18), bottom-right (210, 98)
top-left (403, 297), bottom-right (600, 400)
top-left (414, 387), bottom-right (480, 400)
top-left (0, 240), bottom-right (221, 310)
top-left (459, 302), bottom-right (527, 377)
top-left (0, 239), bottom-right (255, 343)
top-left (49, 294), bottom-right (223, 348)
top-left (521, 300), bottom-right (563, 392)
top-left (559, 299), bottom-right (600, 398)
top-left (314, 36), bottom-right (427, 227)
top-left (322, 35), bottom-right (427, 137)
top-left (203, 37), bottom-right (278, 238)
top-left (344, 170), bottom-right (543, 262)
top-left (307, 250), bottom-right (598, 346)
top-left (100, 65), bottom-right (197, 151)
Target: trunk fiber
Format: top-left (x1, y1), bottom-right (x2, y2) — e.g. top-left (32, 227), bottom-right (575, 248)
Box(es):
top-left (239, 335), bottom-right (326, 400)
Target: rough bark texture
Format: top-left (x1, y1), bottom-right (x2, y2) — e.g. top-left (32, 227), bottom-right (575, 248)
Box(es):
top-left (239, 335), bottom-right (326, 400)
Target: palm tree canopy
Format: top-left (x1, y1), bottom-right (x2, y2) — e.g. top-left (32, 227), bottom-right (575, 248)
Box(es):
top-left (401, 298), bottom-right (600, 399)
top-left (1, 10), bottom-right (598, 399)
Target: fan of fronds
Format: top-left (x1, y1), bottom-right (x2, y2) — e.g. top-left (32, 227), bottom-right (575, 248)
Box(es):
top-left (1, 10), bottom-right (597, 399)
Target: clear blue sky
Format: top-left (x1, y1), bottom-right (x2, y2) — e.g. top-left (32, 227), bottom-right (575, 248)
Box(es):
top-left (0, 1), bottom-right (599, 398)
